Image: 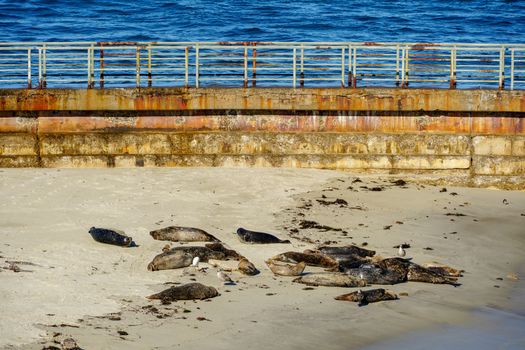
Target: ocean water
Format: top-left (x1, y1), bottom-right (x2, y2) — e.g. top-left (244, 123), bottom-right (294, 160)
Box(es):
top-left (0, 0), bottom-right (524, 43)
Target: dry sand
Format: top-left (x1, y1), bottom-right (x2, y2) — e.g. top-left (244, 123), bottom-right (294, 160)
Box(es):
top-left (0, 168), bottom-right (524, 349)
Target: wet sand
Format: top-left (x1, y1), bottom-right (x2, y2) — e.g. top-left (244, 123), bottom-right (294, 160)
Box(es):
top-left (0, 168), bottom-right (524, 349)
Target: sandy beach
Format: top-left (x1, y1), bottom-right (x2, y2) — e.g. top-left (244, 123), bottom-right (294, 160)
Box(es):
top-left (0, 168), bottom-right (524, 349)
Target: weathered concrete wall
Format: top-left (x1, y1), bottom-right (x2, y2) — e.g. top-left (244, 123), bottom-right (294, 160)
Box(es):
top-left (0, 88), bottom-right (524, 188)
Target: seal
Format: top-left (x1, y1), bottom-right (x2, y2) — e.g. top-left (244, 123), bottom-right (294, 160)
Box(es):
top-left (271, 251), bottom-right (338, 269)
top-left (236, 228), bottom-right (291, 244)
top-left (88, 227), bottom-right (132, 247)
top-left (293, 272), bottom-right (367, 287)
top-left (266, 259), bottom-right (306, 276)
top-left (150, 226), bottom-right (219, 242)
top-left (342, 264), bottom-right (405, 285)
top-left (147, 250), bottom-right (194, 271)
top-left (205, 242), bottom-right (243, 260)
top-left (316, 245), bottom-right (376, 258)
top-left (238, 258), bottom-right (259, 275)
top-left (147, 282), bottom-right (219, 302)
top-left (373, 257), bottom-right (458, 285)
top-left (166, 246), bottom-right (226, 262)
top-left (422, 262), bottom-right (464, 277)
top-left (335, 289), bottom-right (398, 306)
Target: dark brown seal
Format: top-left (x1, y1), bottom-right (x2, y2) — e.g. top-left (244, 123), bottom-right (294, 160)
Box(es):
top-left (316, 245), bottom-right (376, 258)
top-left (150, 226), bottom-right (219, 242)
top-left (89, 227), bottom-right (132, 247)
top-left (236, 228), bottom-right (291, 244)
top-left (147, 282), bottom-right (219, 302)
top-left (335, 289), bottom-right (398, 306)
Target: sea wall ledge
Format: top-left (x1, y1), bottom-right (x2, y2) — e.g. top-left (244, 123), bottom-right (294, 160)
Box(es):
top-left (0, 88), bottom-right (523, 188)
top-left (0, 88), bottom-right (524, 112)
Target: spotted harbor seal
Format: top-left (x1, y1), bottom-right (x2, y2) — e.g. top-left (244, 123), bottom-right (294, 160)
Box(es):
top-left (373, 258), bottom-right (458, 285)
top-left (293, 272), bottom-right (367, 287)
top-left (422, 262), bottom-right (464, 277)
top-left (147, 250), bottom-right (194, 271)
top-left (238, 258), bottom-right (259, 275)
top-left (271, 251), bottom-right (338, 269)
top-left (315, 245), bottom-right (376, 258)
top-left (342, 264), bottom-right (405, 285)
top-left (335, 289), bottom-right (398, 306)
top-left (167, 246), bottom-right (226, 262)
top-left (88, 227), bottom-right (132, 247)
top-left (208, 259), bottom-right (239, 271)
top-left (147, 282), bottom-right (219, 301)
top-left (236, 228), bottom-right (291, 244)
top-left (266, 259), bottom-right (306, 276)
top-left (150, 226), bottom-right (219, 242)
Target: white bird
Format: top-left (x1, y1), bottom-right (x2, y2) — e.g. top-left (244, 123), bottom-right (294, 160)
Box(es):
top-left (217, 269), bottom-right (234, 284)
top-left (192, 256), bottom-right (200, 267)
top-left (398, 244), bottom-right (406, 257)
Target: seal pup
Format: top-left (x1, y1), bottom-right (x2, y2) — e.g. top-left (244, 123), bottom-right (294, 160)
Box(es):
top-left (335, 289), bottom-right (398, 306)
top-left (271, 251), bottom-right (338, 269)
top-left (147, 250), bottom-right (194, 271)
top-left (236, 228), bottom-right (291, 244)
top-left (238, 258), bottom-right (259, 275)
top-left (147, 282), bottom-right (219, 302)
top-left (266, 260), bottom-right (306, 276)
top-left (293, 273), bottom-right (367, 287)
top-left (150, 226), bottom-right (219, 242)
top-left (217, 269), bottom-right (235, 285)
top-left (88, 227), bottom-right (132, 247)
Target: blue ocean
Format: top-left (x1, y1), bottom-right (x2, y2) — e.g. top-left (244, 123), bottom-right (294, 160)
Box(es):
top-left (0, 0), bottom-right (524, 43)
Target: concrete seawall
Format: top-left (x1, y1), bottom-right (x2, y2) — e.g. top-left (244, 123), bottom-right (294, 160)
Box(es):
top-left (0, 88), bottom-right (524, 188)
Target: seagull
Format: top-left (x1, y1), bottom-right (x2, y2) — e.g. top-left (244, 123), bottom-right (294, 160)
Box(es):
top-left (217, 269), bottom-right (234, 285)
top-left (398, 244), bottom-right (406, 257)
top-left (192, 256), bottom-right (200, 267)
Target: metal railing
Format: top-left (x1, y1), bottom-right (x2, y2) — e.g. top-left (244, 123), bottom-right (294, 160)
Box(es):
top-left (0, 42), bottom-right (524, 90)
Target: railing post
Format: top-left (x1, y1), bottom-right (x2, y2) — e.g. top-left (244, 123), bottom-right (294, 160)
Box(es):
top-left (252, 45), bottom-right (257, 87)
top-left (510, 49), bottom-right (515, 91)
top-left (449, 47), bottom-right (457, 89)
top-left (136, 46), bottom-right (141, 88)
top-left (292, 48), bottom-right (297, 88)
top-left (185, 46), bottom-right (189, 88)
top-left (300, 45), bottom-right (304, 87)
top-left (100, 47), bottom-right (105, 89)
top-left (147, 45), bottom-right (152, 88)
top-left (27, 48), bottom-right (31, 89)
top-left (195, 44), bottom-right (200, 88)
top-left (87, 47), bottom-right (92, 89)
top-left (243, 46), bottom-right (248, 88)
top-left (402, 47), bottom-right (409, 88)
top-left (341, 47), bottom-right (345, 88)
top-left (395, 45), bottom-right (400, 87)
top-left (38, 48), bottom-right (42, 89)
top-left (42, 45), bottom-right (47, 88)
top-left (347, 45), bottom-right (352, 88)
top-left (498, 46), bottom-right (505, 90)
top-left (352, 47), bottom-right (357, 88)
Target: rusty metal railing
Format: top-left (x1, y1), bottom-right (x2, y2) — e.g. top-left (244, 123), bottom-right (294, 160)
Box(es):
top-left (0, 42), bottom-right (524, 90)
